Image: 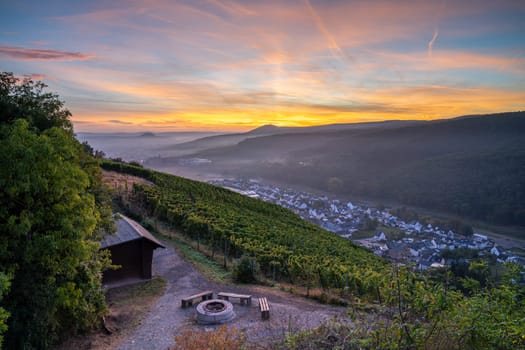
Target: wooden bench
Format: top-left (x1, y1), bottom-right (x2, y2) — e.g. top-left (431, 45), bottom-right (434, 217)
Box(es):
top-left (259, 297), bottom-right (270, 320)
top-left (181, 290), bottom-right (213, 308)
top-left (217, 292), bottom-right (252, 305)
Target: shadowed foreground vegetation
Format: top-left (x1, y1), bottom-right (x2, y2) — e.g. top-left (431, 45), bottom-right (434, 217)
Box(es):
top-left (0, 72), bottom-right (114, 349)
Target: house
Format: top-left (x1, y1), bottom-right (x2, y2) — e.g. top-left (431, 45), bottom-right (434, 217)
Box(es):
top-left (100, 214), bottom-right (165, 285)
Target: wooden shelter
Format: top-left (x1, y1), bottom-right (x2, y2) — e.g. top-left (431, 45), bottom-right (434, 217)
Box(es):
top-left (100, 214), bottom-right (165, 285)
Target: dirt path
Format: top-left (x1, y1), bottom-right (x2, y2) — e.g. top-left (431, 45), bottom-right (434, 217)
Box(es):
top-left (117, 238), bottom-right (349, 350)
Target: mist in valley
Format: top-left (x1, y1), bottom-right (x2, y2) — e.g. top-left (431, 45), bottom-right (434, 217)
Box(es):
top-left (76, 131), bottom-right (223, 163)
top-left (79, 112), bottom-right (525, 232)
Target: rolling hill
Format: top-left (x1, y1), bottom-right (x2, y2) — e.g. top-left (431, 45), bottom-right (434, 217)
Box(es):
top-left (146, 112), bottom-right (525, 228)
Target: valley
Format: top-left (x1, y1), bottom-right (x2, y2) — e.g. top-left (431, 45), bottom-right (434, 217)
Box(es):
top-left (144, 112), bottom-right (525, 230)
top-left (208, 178), bottom-right (525, 269)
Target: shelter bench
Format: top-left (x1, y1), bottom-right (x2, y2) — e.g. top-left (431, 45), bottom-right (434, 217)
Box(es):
top-left (259, 297), bottom-right (270, 320)
top-left (181, 290), bottom-right (213, 308)
top-left (217, 292), bottom-right (252, 305)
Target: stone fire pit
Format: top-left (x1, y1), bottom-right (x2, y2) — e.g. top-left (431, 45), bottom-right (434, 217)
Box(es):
top-left (196, 299), bottom-right (235, 325)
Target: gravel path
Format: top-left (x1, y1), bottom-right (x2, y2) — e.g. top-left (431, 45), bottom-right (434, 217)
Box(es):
top-left (118, 239), bottom-right (349, 350)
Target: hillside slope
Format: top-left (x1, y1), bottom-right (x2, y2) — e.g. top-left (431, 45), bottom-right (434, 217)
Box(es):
top-left (149, 112), bottom-right (525, 227)
top-left (102, 161), bottom-right (387, 298)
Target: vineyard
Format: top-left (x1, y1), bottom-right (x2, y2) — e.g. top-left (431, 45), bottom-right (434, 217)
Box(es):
top-left (102, 160), bottom-right (387, 298)
top-left (102, 161), bottom-right (525, 348)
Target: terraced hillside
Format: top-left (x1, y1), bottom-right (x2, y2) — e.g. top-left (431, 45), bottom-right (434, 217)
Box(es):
top-left (102, 160), bottom-right (387, 299)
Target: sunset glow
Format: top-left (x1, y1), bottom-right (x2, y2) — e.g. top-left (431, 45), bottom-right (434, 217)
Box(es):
top-left (1, 0), bottom-right (524, 131)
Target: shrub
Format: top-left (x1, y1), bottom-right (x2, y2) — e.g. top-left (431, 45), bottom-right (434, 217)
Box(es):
top-left (232, 256), bottom-right (259, 283)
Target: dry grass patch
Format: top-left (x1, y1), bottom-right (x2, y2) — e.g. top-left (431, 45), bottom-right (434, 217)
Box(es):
top-left (102, 169), bottom-right (154, 191)
top-left (173, 325), bottom-right (247, 350)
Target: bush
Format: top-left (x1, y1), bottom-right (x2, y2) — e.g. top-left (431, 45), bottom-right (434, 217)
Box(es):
top-left (232, 256), bottom-right (259, 283)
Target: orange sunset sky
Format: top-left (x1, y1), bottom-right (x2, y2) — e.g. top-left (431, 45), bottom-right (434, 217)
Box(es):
top-left (1, 0), bottom-right (524, 132)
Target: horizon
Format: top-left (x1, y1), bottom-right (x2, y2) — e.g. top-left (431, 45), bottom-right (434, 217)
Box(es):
top-left (74, 111), bottom-right (525, 135)
top-left (1, 0), bottom-right (524, 132)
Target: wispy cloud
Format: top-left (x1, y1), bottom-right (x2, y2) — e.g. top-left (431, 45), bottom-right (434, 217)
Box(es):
top-left (107, 119), bottom-right (133, 124)
top-left (31, 40), bottom-right (49, 46)
top-left (0, 45), bottom-right (94, 61)
top-left (374, 49), bottom-right (525, 73)
top-left (304, 0), bottom-right (348, 63)
top-left (208, 0), bottom-right (255, 16)
top-left (8, 0), bottom-right (523, 132)
top-left (428, 29), bottom-right (439, 57)
top-left (428, 0), bottom-right (447, 57)
top-left (23, 73), bottom-right (47, 81)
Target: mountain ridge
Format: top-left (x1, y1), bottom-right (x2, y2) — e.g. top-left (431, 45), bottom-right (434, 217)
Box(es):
top-left (146, 111), bottom-right (525, 228)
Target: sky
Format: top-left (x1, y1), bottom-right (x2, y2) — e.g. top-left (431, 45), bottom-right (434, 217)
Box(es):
top-left (1, 0), bottom-right (524, 132)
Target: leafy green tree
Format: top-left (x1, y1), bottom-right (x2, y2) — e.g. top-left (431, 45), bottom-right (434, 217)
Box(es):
top-left (0, 73), bottom-right (113, 349)
top-left (0, 72), bottom-right (72, 133)
top-left (0, 273), bottom-right (11, 348)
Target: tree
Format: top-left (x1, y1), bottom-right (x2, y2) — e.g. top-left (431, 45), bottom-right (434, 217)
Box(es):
top-left (0, 273), bottom-right (10, 348)
top-left (0, 72), bottom-right (72, 133)
top-left (232, 255), bottom-right (259, 283)
top-left (0, 72), bottom-right (113, 349)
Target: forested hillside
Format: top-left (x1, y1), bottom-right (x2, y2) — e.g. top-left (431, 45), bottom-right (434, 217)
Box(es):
top-left (158, 112), bottom-right (525, 228)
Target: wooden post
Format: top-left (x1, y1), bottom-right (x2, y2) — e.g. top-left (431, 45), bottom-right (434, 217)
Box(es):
top-left (223, 239), bottom-right (228, 268)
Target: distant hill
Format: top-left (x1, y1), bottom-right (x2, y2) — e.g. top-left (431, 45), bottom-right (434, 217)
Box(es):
top-left (147, 112), bottom-right (525, 227)
top-left (248, 124), bottom-right (281, 134)
top-left (155, 119), bottom-right (422, 157)
top-left (140, 132), bottom-right (156, 137)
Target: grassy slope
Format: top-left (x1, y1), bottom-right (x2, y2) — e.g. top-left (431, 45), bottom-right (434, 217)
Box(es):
top-left (102, 160), bottom-right (387, 297)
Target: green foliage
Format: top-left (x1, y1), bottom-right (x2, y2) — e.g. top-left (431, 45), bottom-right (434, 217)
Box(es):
top-left (168, 234), bottom-right (231, 283)
top-left (392, 207), bottom-right (419, 222)
top-left (281, 319), bottom-right (371, 350)
top-left (102, 160), bottom-right (387, 298)
top-left (0, 72), bottom-right (72, 132)
top-left (281, 263), bottom-right (525, 350)
top-left (0, 73), bottom-right (113, 349)
top-left (232, 255), bottom-right (259, 283)
top-left (0, 273), bottom-right (11, 348)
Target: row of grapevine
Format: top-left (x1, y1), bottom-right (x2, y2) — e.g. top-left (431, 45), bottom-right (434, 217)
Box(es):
top-left (102, 160), bottom-right (388, 299)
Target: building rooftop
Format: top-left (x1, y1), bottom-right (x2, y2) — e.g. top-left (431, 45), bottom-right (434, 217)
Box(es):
top-left (100, 214), bottom-right (165, 249)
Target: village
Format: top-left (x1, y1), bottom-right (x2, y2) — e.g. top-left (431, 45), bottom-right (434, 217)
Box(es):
top-left (210, 178), bottom-right (525, 270)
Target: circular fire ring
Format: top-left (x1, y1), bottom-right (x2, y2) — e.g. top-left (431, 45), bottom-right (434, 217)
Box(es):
top-left (196, 299), bottom-right (235, 325)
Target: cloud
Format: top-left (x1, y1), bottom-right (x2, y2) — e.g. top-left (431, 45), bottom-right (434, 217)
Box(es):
top-left (208, 0), bottom-right (255, 16)
top-left (22, 73), bottom-right (47, 81)
top-left (377, 49), bottom-right (525, 73)
top-left (303, 0), bottom-right (348, 63)
top-left (0, 45), bottom-right (94, 61)
top-left (428, 29), bottom-right (439, 57)
top-left (302, 102), bottom-right (414, 114)
top-left (29, 0), bottom-right (524, 132)
top-left (107, 119), bottom-right (133, 124)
